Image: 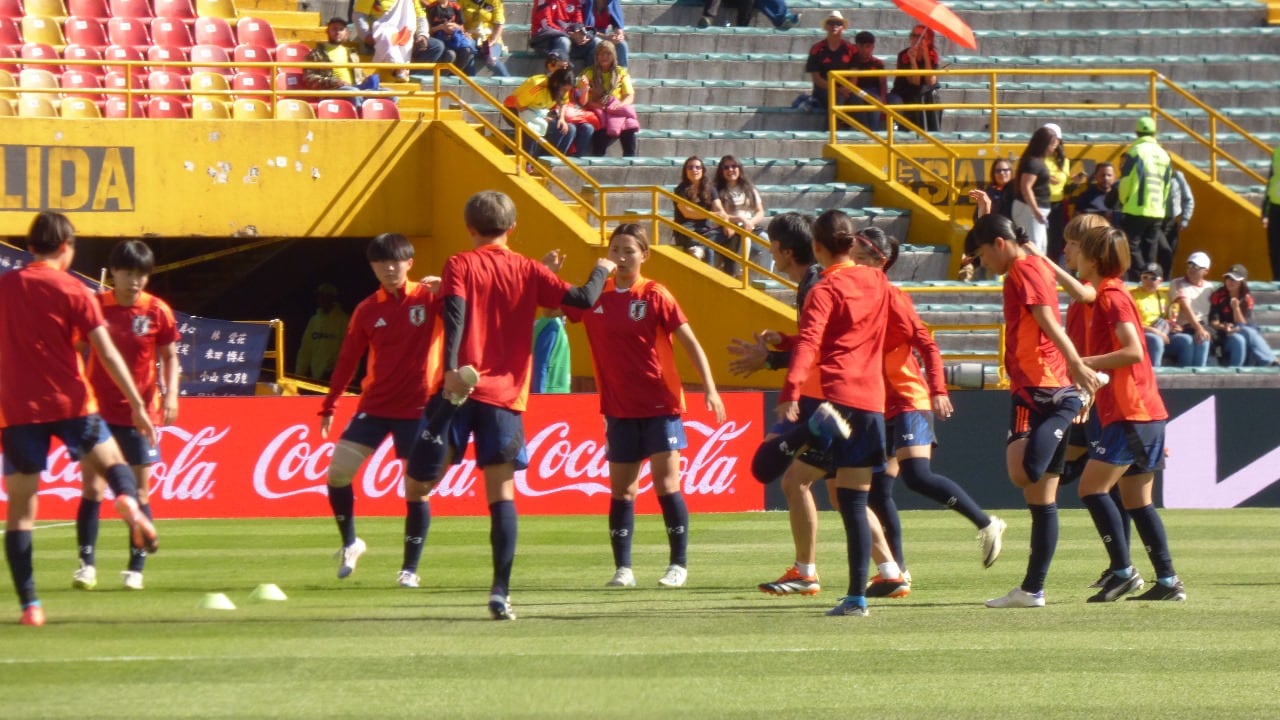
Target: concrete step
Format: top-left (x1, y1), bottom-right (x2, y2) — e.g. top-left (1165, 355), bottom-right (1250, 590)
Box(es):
top-left (548, 156), bottom-right (841, 186)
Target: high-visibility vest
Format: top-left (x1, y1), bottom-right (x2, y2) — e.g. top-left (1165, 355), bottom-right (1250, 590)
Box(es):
top-left (1268, 146), bottom-right (1280, 207)
top-left (1120, 136), bottom-right (1171, 219)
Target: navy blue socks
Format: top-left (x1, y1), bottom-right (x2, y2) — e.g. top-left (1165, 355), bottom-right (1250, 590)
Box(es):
top-left (1082, 492), bottom-right (1130, 571)
top-left (489, 500), bottom-right (518, 596)
top-left (402, 500), bottom-right (431, 573)
top-left (76, 498), bottom-right (100, 567)
top-left (327, 484), bottom-right (356, 547)
top-left (869, 471), bottom-right (904, 567)
top-left (898, 457), bottom-right (992, 529)
top-left (1024, 503), bottom-right (1059, 594)
top-left (835, 487), bottom-right (871, 598)
top-left (657, 493), bottom-right (688, 567)
top-left (608, 498), bottom-right (634, 568)
top-left (4, 530), bottom-right (36, 608)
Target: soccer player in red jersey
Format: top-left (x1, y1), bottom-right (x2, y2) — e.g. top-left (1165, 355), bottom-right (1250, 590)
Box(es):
top-left (318, 233), bottom-right (444, 588)
top-left (75, 240), bottom-right (180, 592)
top-left (966, 214), bottom-right (1101, 609)
top-left (849, 227), bottom-right (1006, 601)
top-left (1074, 225), bottom-right (1185, 602)
top-left (405, 191), bottom-right (614, 620)
top-left (778, 209), bottom-right (891, 617)
top-left (0, 212), bottom-right (158, 626)
top-left (563, 224), bottom-right (725, 589)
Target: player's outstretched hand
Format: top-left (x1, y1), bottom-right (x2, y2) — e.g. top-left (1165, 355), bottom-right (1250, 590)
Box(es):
top-left (727, 335), bottom-right (768, 377)
top-left (132, 406), bottom-right (158, 447)
top-left (542, 249), bottom-right (566, 273)
top-left (706, 391), bottom-right (726, 424)
top-left (419, 275), bottom-right (442, 293)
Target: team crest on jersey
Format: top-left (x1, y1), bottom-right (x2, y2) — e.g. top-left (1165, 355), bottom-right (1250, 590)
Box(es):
top-left (408, 305), bottom-right (427, 326)
top-left (132, 315), bottom-right (152, 336)
top-left (629, 300), bottom-right (647, 321)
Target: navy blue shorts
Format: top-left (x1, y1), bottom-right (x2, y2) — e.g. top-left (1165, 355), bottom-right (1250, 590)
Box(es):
top-left (769, 395), bottom-right (824, 436)
top-left (1089, 420), bottom-right (1166, 476)
top-left (828, 402), bottom-right (886, 470)
top-left (341, 413), bottom-right (423, 458)
top-left (886, 410), bottom-right (936, 454)
top-left (1066, 407), bottom-right (1101, 451)
top-left (1008, 388), bottom-right (1082, 479)
top-left (605, 415), bottom-right (687, 463)
top-left (109, 424), bottom-right (160, 467)
top-left (2, 414), bottom-right (112, 475)
top-left (407, 396), bottom-right (529, 476)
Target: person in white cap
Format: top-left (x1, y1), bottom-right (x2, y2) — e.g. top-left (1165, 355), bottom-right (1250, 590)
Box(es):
top-left (1166, 250), bottom-right (1213, 367)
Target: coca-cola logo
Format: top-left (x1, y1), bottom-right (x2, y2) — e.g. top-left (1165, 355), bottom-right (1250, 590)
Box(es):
top-left (151, 426), bottom-right (225, 501)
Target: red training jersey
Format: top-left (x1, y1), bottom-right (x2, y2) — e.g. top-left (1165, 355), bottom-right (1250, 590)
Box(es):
top-left (564, 275), bottom-right (688, 418)
top-left (441, 244), bottom-right (572, 412)
top-left (0, 261), bottom-right (104, 428)
top-left (1002, 254), bottom-right (1071, 393)
top-left (783, 262), bottom-right (889, 411)
top-left (1064, 280), bottom-right (1094, 355)
top-left (883, 285), bottom-right (947, 419)
top-left (87, 290), bottom-right (179, 426)
top-left (322, 281), bottom-right (443, 420)
top-left (1089, 278), bottom-right (1168, 426)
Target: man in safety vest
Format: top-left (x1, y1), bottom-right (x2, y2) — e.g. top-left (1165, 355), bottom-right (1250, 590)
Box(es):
top-left (1262, 146), bottom-right (1280, 281)
top-left (1118, 116), bottom-right (1172, 281)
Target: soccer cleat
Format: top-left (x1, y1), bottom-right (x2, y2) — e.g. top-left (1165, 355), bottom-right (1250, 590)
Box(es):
top-left (1087, 567), bottom-right (1111, 588)
top-left (446, 365), bottom-right (480, 405)
top-left (114, 495), bottom-right (158, 554)
top-left (121, 571), bottom-right (145, 591)
top-left (985, 587), bottom-right (1046, 608)
top-left (606, 567), bottom-right (636, 587)
top-left (808, 402), bottom-right (852, 446)
top-left (1127, 579), bottom-right (1187, 602)
top-left (825, 597), bottom-right (869, 617)
top-left (72, 563), bottom-right (98, 590)
top-left (335, 538), bottom-right (367, 579)
top-left (1087, 567), bottom-right (1144, 603)
top-left (865, 573), bottom-right (911, 599)
top-left (758, 566), bottom-right (820, 596)
top-left (657, 564), bottom-right (688, 588)
top-left (488, 593), bottom-right (516, 621)
top-left (396, 570), bottom-right (421, 588)
top-left (978, 516), bottom-right (1007, 568)
top-left (20, 603), bottom-right (45, 627)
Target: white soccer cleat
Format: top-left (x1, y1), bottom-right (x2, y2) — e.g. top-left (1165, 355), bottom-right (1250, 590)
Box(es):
top-left (657, 564), bottom-right (688, 588)
top-left (985, 587), bottom-right (1045, 608)
top-left (978, 516), bottom-right (1007, 568)
top-left (396, 570), bottom-right (421, 588)
top-left (72, 563), bottom-right (97, 590)
top-left (488, 593), bottom-right (516, 621)
top-left (121, 571), bottom-right (144, 591)
top-left (606, 567), bottom-right (636, 587)
top-left (446, 365), bottom-right (481, 405)
top-left (335, 538), bottom-right (366, 579)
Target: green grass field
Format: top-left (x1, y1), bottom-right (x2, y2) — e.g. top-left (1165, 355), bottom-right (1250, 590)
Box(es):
top-left (2, 508), bottom-right (1278, 719)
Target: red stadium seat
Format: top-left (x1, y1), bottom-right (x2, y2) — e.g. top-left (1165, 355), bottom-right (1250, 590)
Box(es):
top-left (189, 43), bottom-right (230, 75)
top-left (154, 0), bottom-right (195, 25)
top-left (274, 41), bottom-right (308, 70)
top-left (361, 97), bottom-right (398, 119)
top-left (66, 0), bottom-right (108, 22)
top-left (62, 43), bottom-right (103, 77)
top-left (108, 0), bottom-right (152, 19)
top-left (0, 18), bottom-right (21, 46)
top-left (63, 16), bottom-right (108, 49)
top-left (146, 68), bottom-right (186, 102)
top-left (103, 42), bottom-right (142, 72)
top-left (230, 69), bottom-right (268, 101)
top-left (150, 16), bottom-right (194, 49)
top-left (103, 95), bottom-right (144, 116)
top-left (107, 17), bottom-right (150, 50)
top-left (0, 45), bottom-right (17, 73)
top-left (147, 44), bottom-right (188, 74)
top-left (0, 0), bottom-right (24, 19)
top-left (317, 97), bottom-right (357, 119)
top-left (193, 16), bottom-right (233, 49)
top-left (232, 43), bottom-right (270, 77)
top-left (103, 67), bottom-right (146, 95)
top-left (234, 16), bottom-right (275, 49)
top-left (273, 68), bottom-right (301, 95)
top-left (146, 95), bottom-right (187, 117)
top-left (21, 42), bottom-right (61, 72)
top-left (60, 68), bottom-right (103, 100)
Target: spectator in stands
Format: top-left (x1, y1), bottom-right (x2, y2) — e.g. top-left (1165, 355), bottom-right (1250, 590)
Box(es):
top-left (1161, 169), bottom-right (1194, 278)
top-left (426, 0), bottom-right (476, 74)
top-left (1011, 126), bottom-right (1056, 255)
top-left (1074, 162), bottom-right (1121, 225)
top-left (886, 25), bottom-right (939, 132)
top-left (296, 283), bottom-right (351, 382)
top-left (1129, 262), bottom-right (1171, 367)
top-left (529, 0), bottom-right (597, 66)
top-left (699, 0), bottom-right (797, 29)
top-left (715, 155), bottom-right (767, 277)
top-left (846, 31), bottom-right (886, 132)
top-left (305, 18), bottom-right (387, 107)
top-left (961, 159), bottom-right (1015, 280)
top-left (353, 0), bottom-right (436, 81)
top-left (1264, 147), bottom-right (1280, 280)
top-left (1166, 250), bottom-right (1213, 368)
top-left (1208, 264), bottom-right (1279, 367)
top-left (504, 64), bottom-right (582, 157)
top-left (1041, 123), bottom-right (1086, 266)
top-left (578, 40), bottom-right (638, 157)
top-left (673, 156), bottom-right (730, 270)
top-left (460, 0), bottom-right (510, 76)
top-left (584, 0), bottom-right (628, 67)
top-left (1118, 117), bottom-right (1172, 281)
top-left (803, 11), bottom-right (856, 111)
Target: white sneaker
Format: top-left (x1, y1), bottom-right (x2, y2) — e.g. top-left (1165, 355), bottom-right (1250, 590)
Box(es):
top-left (657, 564), bottom-right (687, 588)
top-left (335, 538), bottom-right (366, 579)
top-left (121, 570), bottom-right (144, 591)
top-left (488, 593), bottom-right (516, 620)
top-left (72, 564), bottom-right (97, 590)
top-left (446, 365), bottom-right (480, 405)
top-left (985, 587), bottom-right (1045, 608)
top-left (396, 570), bottom-right (421, 588)
top-left (978, 516), bottom-right (1007, 568)
top-left (606, 567), bottom-right (636, 587)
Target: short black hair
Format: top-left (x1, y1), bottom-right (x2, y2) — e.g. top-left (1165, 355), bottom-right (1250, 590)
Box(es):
top-left (366, 233), bottom-right (414, 262)
top-left (108, 240), bottom-right (156, 274)
top-left (767, 212), bottom-right (814, 265)
top-left (854, 31), bottom-right (875, 44)
top-left (26, 211), bottom-right (75, 255)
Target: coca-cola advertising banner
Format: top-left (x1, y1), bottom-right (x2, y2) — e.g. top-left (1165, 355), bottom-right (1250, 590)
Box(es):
top-left (0, 394), bottom-right (765, 519)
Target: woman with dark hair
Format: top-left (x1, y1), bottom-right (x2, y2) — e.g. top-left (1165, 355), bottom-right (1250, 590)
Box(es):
top-left (965, 214), bottom-right (1100, 608)
top-left (1208, 264), bottom-right (1279, 367)
top-left (887, 25), bottom-right (939, 131)
top-left (672, 156), bottom-right (729, 270)
top-left (1013, 126), bottom-right (1057, 254)
top-left (563, 224), bottom-right (725, 589)
top-left (504, 66), bottom-right (586, 157)
top-left (1042, 123), bottom-right (1087, 266)
top-left (714, 155), bottom-right (767, 276)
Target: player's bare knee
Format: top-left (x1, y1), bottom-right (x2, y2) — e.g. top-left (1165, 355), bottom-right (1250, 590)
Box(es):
top-left (405, 477), bottom-right (435, 502)
top-left (327, 441), bottom-right (371, 488)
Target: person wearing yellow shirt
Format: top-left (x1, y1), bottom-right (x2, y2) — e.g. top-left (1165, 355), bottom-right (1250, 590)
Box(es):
top-left (296, 284), bottom-right (351, 382)
top-left (1128, 262), bottom-right (1170, 367)
top-left (1041, 123), bottom-right (1086, 266)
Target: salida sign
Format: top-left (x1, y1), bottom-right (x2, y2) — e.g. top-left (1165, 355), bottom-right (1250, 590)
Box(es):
top-left (0, 395), bottom-right (764, 519)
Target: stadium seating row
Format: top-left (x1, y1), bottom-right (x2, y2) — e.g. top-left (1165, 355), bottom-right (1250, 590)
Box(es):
top-left (3, 14), bottom-right (275, 52)
top-left (2, 40), bottom-right (310, 77)
top-left (0, 0), bottom-right (235, 23)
